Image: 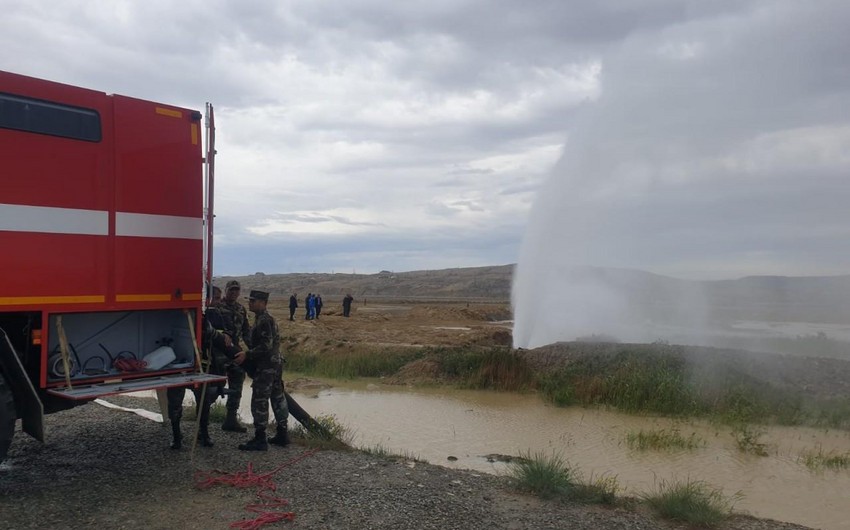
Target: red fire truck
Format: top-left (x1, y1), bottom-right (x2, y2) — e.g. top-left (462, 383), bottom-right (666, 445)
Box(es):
top-left (0, 70), bottom-right (226, 462)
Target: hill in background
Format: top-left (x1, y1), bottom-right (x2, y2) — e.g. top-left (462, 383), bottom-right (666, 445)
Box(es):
top-left (217, 264), bottom-right (850, 324)
top-left (217, 264), bottom-right (514, 303)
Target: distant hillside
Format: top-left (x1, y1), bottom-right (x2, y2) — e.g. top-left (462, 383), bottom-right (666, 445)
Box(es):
top-left (217, 265), bottom-right (514, 302)
top-left (217, 265), bottom-right (850, 322)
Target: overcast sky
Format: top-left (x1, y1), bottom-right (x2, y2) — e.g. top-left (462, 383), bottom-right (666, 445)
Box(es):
top-left (3, 1), bottom-right (848, 279)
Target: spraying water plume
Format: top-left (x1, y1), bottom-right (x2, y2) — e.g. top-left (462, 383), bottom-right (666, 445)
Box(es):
top-left (513, 2), bottom-right (850, 349)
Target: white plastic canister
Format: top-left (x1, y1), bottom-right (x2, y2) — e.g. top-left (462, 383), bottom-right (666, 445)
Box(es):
top-left (142, 346), bottom-right (176, 370)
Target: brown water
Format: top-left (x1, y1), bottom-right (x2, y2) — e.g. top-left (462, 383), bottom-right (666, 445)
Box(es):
top-left (234, 381), bottom-right (850, 530)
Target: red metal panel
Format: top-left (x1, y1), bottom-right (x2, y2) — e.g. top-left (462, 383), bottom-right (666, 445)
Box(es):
top-left (0, 71), bottom-right (113, 305)
top-left (114, 238), bottom-right (203, 303)
top-left (0, 233), bottom-right (108, 301)
top-left (112, 96), bottom-right (203, 302)
top-left (112, 95), bottom-right (202, 217)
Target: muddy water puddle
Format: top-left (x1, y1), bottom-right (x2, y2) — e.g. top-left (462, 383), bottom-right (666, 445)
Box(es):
top-left (266, 382), bottom-right (850, 530)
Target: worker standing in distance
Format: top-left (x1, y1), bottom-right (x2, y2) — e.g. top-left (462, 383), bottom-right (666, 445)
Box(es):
top-left (219, 280), bottom-right (251, 433)
top-left (234, 290), bottom-right (289, 451)
top-left (342, 293), bottom-right (354, 317)
top-left (288, 293), bottom-right (298, 321)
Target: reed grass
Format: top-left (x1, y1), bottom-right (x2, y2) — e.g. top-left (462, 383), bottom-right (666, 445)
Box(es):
top-left (359, 443), bottom-right (426, 463)
top-left (507, 450), bottom-right (621, 504)
top-left (625, 428), bottom-right (704, 451)
top-left (289, 413), bottom-right (353, 450)
top-left (731, 423), bottom-right (769, 456)
top-left (536, 345), bottom-right (850, 431)
top-left (539, 350), bottom-right (700, 415)
top-left (801, 446), bottom-right (850, 471)
top-left (286, 347), bottom-right (424, 379)
top-left (438, 347), bottom-right (535, 391)
top-left (507, 450), bottom-right (578, 499)
top-left (642, 478), bottom-right (738, 527)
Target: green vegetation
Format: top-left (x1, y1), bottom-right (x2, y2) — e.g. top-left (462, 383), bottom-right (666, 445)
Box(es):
top-left (507, 450), bottom-right (619, 504)
top-left (287, 345), bottom-right (534, 391)
top-left (289, 414), bottom-right (353, 450)
top-left (801, 446), bottom-right (850, 471)
top-left (539, 348), bottom-right (700, 414)
top-left (537, 345), bottom-right (850, 430)
top-left (624, 428), bottom-right (704, 451)
top-left (184, 402), bottom-right (227, 423)
top-left (286, 347), bottom-right (424, 379)
top-left (288, 341), bottom-right (850, 430)
top-left (731, 423), bottom-right (769, 456)
top-left (359, 443), bottom-right (426, 463)
top-left (438, 347), bottom-right (535, 391)
top-left (642, 479), bottom-right (738, 527)
top-left (507, 450), bottom-right (579, 499)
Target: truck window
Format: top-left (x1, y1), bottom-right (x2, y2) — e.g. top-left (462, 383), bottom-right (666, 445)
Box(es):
top-left (0, 92), bottom-right (101, 142)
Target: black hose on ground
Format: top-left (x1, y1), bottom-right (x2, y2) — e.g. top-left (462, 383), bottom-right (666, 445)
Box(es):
top-left (284, 391), bottom-right (333, 439)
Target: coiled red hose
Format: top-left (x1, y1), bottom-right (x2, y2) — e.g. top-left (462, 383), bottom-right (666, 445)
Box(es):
top-left (194, 449), bottom-right (318, 529)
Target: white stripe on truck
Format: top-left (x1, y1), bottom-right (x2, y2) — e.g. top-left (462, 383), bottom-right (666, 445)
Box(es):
top-left (0, 203), bottom-right (109, 236)
top-left (115, 212), bottom-right (203, 240)
top-left (0, 203), bottom-right (202, 240)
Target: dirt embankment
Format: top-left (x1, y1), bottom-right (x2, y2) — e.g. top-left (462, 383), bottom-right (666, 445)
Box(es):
top-left (269, 300), bottom-right (850, 401)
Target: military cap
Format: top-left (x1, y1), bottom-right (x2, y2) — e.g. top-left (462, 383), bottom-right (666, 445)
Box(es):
top-left (249, 290), bottom-right (269, 301)
top-left (225, 280), bottom-right (241, 291)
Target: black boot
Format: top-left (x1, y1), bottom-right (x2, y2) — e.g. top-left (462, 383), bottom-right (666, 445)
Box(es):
top-left (238, 429), bottom-right (268, 451)
top-left (170, 420), bottom-right (182, 450)
top-left (268, 422), bottom-right (291, 447)
top-left (197, 421), bottom-right (214, 448)
top-left (222, 408), bottom-right (247, 433)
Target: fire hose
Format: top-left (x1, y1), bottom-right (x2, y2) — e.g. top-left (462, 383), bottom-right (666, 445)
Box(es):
top-left (194, 449), bottom-right (318, 529)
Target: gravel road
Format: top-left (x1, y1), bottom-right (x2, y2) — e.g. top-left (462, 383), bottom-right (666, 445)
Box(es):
top-left (0, 396), bottom-right (810, 530)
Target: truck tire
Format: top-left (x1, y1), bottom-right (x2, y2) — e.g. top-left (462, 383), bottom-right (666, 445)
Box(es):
top-left (0, 372), bottom-right (15, 463)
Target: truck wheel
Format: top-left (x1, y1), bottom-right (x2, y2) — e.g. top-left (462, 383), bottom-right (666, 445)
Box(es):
top-left (0, 373), bottom-right (15, 463)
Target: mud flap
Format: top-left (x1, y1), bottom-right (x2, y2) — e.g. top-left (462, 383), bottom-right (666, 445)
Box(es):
top-left (0, 327), bottom-right (44, 442)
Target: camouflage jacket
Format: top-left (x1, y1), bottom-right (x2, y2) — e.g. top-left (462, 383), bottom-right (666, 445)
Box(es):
top-left (246, 310), bottom-right (280, 366)
top-left (220, 299), bottom-right (251, 348)
top-left (202, 306), bottom-right (239, 373)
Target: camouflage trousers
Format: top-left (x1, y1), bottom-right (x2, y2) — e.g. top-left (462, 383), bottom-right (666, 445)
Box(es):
top-left (250, 360), bottom-right (288, 431)
top-left (166, 384), bottom-right (218, 425)
top-left (225, 361), bottom-right (245, 411)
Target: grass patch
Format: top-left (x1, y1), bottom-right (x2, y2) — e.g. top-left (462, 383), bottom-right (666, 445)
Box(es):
top-left (801, 446), bottom-right (850, 471)
top-left (642, 478), bottom-right (738, 527)
top-left (183, 402), bottom-right (228, 423)
top-left (289, 414), bottom-right (353, 450)
top-left (289, 344), bottom-right (535, 391)
top-left (625, 428), bottom-right (704, 451)
top-left (207, 402), bottom-right (227, 423)
top-left (731, 423), bottom-right (769, 456)
top-left (575, 473), bottom-right (620, 505)
top-left (437, 347), bottom-right (535, 391)
top-left (360, 443), bottom-right (426, 463)
top-left (507, 450), bottom-right (620, 504)
top-left (286, 347), bottom-right (424, 379)
top-left (539, 348), bottom-right (701, 415)
top-left (507, 450), bottom-right (578, 499)
top-left (536, 344), bottom-right (849, 431)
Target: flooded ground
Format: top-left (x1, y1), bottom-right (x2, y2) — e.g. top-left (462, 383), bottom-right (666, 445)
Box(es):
top-left (247, 380), bottom-right (850, 530)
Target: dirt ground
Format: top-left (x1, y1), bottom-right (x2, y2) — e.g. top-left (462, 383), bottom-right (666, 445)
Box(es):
top-left (264, 299), bottom-right (514, 352)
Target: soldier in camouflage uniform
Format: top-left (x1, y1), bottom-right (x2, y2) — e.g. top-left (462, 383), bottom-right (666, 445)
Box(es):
top-left (234, 290), bottom-right (289, 451)
top-left (167, 286), bottom-right (236, 449)
top-left (219, 280), bottom-right (251, 432)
